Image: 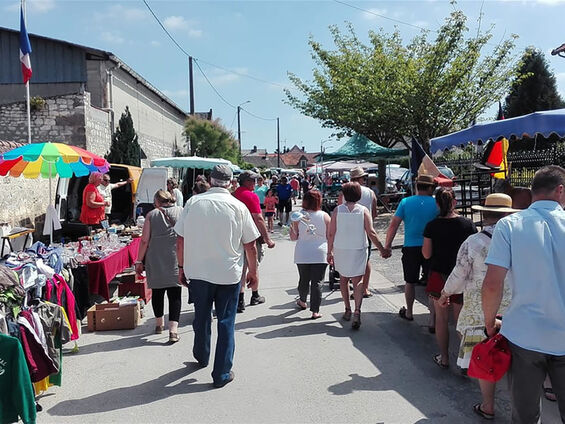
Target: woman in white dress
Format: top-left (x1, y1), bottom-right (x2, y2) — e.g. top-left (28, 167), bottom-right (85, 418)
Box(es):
top-left (438, 193), bottom-right (517, 420)
top-left (327, 182), bottom-right (387, 329)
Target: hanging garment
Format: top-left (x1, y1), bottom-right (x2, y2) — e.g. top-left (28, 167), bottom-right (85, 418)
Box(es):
top-left (45, 275), bottom-right (79, 341)
top-left (17, 311), bottom-right (57, 383)
top-left (0, 333), bottom-right (36, 424)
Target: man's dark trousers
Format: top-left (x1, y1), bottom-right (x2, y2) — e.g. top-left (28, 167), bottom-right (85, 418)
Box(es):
top-left (191, 279), bottom-right (241, 385)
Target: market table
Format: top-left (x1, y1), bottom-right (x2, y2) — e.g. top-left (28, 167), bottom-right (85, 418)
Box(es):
top-left (86, 237), bottom-right (141, 300)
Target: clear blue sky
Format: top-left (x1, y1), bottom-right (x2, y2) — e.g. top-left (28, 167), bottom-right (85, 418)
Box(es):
top-left (2, 0), bottom-right (565, 154)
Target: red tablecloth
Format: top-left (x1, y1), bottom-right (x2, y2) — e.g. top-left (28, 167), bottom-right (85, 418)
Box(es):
top-left (87, 237), bottom-right (141, 300)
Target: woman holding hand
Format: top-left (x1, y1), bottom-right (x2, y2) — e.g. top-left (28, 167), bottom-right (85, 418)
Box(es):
top-left (327, 182), bottom-right (388, 329)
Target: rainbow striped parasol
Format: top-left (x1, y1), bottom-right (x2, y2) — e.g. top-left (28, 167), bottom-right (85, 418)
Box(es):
top-left (0, 142), bottom-right (109, 178)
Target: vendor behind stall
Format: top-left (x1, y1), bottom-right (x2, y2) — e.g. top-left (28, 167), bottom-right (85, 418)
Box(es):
top-left (98, 174), bottom-right (133, 220)
top-left (79, 172), bottom-right (107, 226)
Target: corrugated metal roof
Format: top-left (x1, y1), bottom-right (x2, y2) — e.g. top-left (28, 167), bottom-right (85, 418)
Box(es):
top-left (0, 140), bottom-right (23, 154)
top-left (0, 26), bottom-right (187, 116)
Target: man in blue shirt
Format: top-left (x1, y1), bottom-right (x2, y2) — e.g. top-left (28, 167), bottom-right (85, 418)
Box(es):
top-left (384, 174), bottom-right (438, 322)
top-left (276, 176), bottom-right (293, 225)
top-left (483, 165), bottom-right (565, 423)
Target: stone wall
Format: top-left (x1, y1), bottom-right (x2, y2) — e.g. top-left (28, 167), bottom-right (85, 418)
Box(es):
top-left (0, 92), bottom-right (87, 147)
top-left (0, 175), bottom-right (52, 240)
top-left (85, 102), bottom-right (112, 157)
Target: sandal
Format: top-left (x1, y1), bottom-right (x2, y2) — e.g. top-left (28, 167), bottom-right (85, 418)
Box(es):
top-left (398, 307), bottom-right (414, 321)
top-left (544, 386), bottom-right (557, 402)
top-left (342, 308), bottom-right (352, 321)
top-left (169, 332), bottom-right (180, 343)
top-left (473, 403), bottom-right (494, 420)
top-left (155, 325), bottom-right (164, 334)
top-left (433, 353), bottom-right (449, 369)
top-left (296, 300), bottom-right (307, 310)
top-left (352, 311), bottom-right (361, 329)
top-left (311, 313), bottom-right (322, 320)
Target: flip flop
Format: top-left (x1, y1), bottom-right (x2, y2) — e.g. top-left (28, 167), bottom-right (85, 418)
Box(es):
top-left (311, 313), bottom-right (322, 320)
top-left (296, 300), bottom-right (307, 310)
top-left (544, 387), bottom-right (557, 402)
top-left (433, 353), bottom-right (449, 369)
top-left (398, 307), bottom-right (414, 321)
top-left (473, 403), bottom-right (494, 420)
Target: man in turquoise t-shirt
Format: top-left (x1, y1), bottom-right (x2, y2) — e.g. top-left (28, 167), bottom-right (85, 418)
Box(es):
top-left (384, 174), bottom-right (438, 321)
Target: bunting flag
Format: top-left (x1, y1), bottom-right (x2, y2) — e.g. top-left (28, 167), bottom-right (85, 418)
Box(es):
top-left (482, 137), bottom-right (509, 179)
top-left (19, 6), bottom-right (32, 83)
top-left (410, 137), bottom-right (452, 187)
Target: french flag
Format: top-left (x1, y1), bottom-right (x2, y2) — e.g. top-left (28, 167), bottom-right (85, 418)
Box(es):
top-left (19, 6), bottom-right (32, 84)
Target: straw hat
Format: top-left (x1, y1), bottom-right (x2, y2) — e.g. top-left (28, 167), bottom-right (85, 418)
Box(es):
top-left (416, 174), bottom-right (436, 186)
top-left (472, 193), bottom-right (520, 213)
top-left (350, 166), bottom-right (368, 179)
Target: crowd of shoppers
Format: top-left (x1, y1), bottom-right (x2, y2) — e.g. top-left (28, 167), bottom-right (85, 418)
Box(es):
top-left (121, 162), bottom-right (564, 424)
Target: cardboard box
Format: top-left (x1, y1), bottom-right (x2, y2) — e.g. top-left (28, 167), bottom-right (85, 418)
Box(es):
top-left (87, 303), bottom-right (140, 331)
top-left (118, 277), bottom-right (152, 303)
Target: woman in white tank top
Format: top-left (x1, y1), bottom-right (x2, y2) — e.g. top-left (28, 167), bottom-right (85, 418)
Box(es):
top-left (327, 182), bottom-right (387, 329)
top-left (290, 190), bottom-right (330, 319)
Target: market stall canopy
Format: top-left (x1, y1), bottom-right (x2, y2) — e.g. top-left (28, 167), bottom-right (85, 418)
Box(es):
top-left (151, 156), bottom-right (236, 170)
top-left (430, 109), bottom-right (565, 154)
top-left (324, 134), bottom-right (409, 160)
top-left (306, 162), bottom-right (334, 175)
top-left (325, 160), bottom-right (377, 172)
top-left (0, 142), bottom-right (109, 178)
top-left (0, 142), bottom-right (110, 243)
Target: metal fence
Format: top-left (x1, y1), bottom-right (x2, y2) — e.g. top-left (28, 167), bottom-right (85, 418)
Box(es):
top-left (436, 143), bottom-right (565, 188)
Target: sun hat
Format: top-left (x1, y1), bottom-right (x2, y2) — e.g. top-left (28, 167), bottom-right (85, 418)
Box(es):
top-left (350, 166), bottom-right (368, 179)
top-left (416, 174), bottom-right (436, 186)
top-left (472, 193), bottom-right (520, 213)
top-left (210, 164), bottom-right (233, 182)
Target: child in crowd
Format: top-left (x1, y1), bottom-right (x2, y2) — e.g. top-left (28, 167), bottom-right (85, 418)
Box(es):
top-left (264, 189), bottom-right (278, 233)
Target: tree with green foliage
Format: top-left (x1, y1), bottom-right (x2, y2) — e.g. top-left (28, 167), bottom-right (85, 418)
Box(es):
top-left (503, 47), bottom-right (565, 118)
top-left (285, 7), bottom-right (519, 153)
top-left (184, 116), bottom-right (240, 164)
top-left (106, 106), bottom-right (141, 166)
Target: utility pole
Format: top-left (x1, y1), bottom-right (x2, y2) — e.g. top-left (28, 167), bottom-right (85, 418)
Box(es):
top-left (237, 100), bottom-right (250, 157)
top-left (277, 117), bottom-right (280, 168)
top-left (188, 56), bottom-right (195, 115)
top-left (237, 106), bottom-right (241, 156)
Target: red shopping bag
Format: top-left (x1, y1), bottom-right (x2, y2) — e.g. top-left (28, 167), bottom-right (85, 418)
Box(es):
top-left (468, 333), bottom-right (511, 382)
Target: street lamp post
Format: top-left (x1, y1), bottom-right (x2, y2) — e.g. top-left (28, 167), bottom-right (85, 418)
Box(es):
top-left (237, 100), bottom-right (251, 156)
top-left (320, 138), bottom-right (333, 197)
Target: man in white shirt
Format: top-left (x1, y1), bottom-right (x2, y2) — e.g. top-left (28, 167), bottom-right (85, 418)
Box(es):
top-left (175, 164), bottom-right (260, 388)
top-left (483, 165), bottom-right (565, 423)
top-left (97, 174), bottom-right (132, 219)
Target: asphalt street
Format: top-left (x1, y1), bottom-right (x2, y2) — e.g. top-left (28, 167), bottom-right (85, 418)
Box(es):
top-left (37, 209), bottom-right (560, 423)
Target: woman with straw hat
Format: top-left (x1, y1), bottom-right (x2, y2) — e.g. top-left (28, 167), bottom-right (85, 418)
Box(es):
top-left (438, 193), bottom-right (518, 420)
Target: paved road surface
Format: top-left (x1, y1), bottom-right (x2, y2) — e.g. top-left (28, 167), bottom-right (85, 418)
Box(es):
top-left (38, 213), bottom-right (560, 423)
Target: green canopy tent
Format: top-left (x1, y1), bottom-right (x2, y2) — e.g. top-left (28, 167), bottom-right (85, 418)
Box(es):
top-left (323, 134), bottom-right (408, 160)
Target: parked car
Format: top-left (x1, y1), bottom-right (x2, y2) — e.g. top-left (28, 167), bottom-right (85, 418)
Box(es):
top-left (398, 165), bottom-right (455, 195)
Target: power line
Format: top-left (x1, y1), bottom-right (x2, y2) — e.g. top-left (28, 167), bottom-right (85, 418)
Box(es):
top-left (193, 59), bottom-right (236, 109)
top-left (332, 0), bottom-right (433, 32)
top-left (142, 0), bottom-right (191, 57)
top-left (142, 0), bottom-right (285, 90)
top-left (241, 107), bottom-right (277, 122)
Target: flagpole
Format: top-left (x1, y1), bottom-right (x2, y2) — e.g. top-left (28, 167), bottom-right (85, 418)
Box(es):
top-left (22, 0), bottom-right (31, 144)
top-left (26, 81), bottom-right (31, 144)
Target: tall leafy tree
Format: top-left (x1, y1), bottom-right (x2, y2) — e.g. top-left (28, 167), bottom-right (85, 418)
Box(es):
top-left (184, 116), bottom-right (240, 164)
top-left (285, 8), bottom-right (519, 152)
top-left (504, 47), bottom-right (565, 118)
top-left (106, 106), bottom-right (141, 166)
